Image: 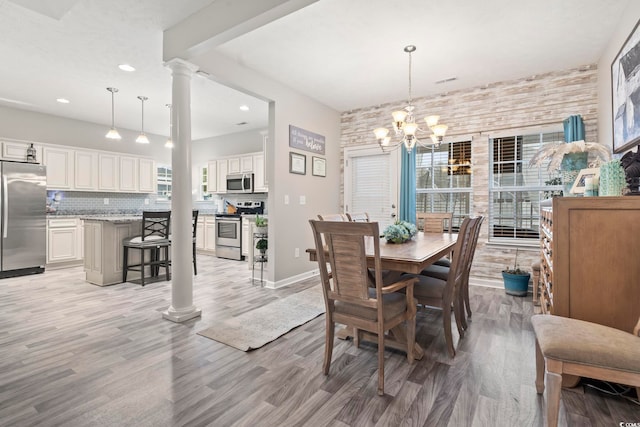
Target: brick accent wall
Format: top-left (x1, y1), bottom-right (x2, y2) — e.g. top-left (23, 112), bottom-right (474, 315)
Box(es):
top-left (340, 65), bottom-right (599, 283)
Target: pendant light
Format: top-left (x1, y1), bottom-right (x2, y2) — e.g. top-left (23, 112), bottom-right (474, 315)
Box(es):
top-left (164, 104), bottom-right (173, 148)
top-left (135, 96), bottom-right (150, 144)
top-left (105, 87), bottom-right (122, 140)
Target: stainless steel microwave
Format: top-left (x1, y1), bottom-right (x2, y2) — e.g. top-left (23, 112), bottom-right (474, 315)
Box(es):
top-left (226, 173), bottom-right (254, 193)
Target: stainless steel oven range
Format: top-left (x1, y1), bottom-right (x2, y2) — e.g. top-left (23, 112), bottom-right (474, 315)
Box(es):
top-left (215, 214), bottom-right (242, 260)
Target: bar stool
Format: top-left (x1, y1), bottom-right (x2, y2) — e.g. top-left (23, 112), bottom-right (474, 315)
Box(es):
top-left (122, 211), bottom-right (171, 286)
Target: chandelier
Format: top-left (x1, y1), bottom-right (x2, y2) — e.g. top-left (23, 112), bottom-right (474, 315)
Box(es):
top-left (373, 45), bottom-right (448, 152)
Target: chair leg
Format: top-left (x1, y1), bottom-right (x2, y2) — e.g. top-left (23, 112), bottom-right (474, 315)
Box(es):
top-left (545, 368), bottom-right (562, 427)
top-left (140, 248), bottom-right (146, 287)
top-left (464, 280), bottom-right (472, 319)
top-left (123, 246), bottom-right (129, 283)
top-left (453, 298), bottom-right (465, 339)
top-left (323, 316), bottom-right (334, 375)
top-left (443, 304), bottom-right (455, 358)
top-left (535, 340), bottom-right (545, 394)
top-left (377, 325), bottom-right (385, 396)
top-left (193, 242), bottom-right (197, 275)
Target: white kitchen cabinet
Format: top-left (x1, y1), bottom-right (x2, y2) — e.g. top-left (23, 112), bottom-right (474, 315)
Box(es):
top-left (119, 156), bottom-right (138, 192)
top-left (98, 153), bottom-right (119, 191)
top-left (253, 153), bottom-right (267, 192)
top-left (2, 140), bottom-right (42, 163)
top-left (195, 217), bottom-right (205, 250)
top-left (74, 150), bottom-right (98, 190)
top-left (43, 147), bottom-right (74, 189)
top-left (240, 155), bottom-right (253, 173)
top-left (207, 161), bottom-right (217, 194)
top-left (204, 217), bottom-right (216, 252)
top-left (138, 158), bottom-right (156, 193)
top-left (216, 159), bottom-right (228, 193)
top-left (228, 157), bottom-right (241, 174)
top-left (47, 218), bottom-right (83, 264)
top-left (242, 217), bottom-right (250, 256)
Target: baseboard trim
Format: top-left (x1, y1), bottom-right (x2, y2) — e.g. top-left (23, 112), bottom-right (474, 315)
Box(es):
top-left (269, 268), bottom-right (319, 289)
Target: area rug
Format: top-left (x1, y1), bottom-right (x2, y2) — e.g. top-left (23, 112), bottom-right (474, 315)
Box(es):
top-left (197, 286), bottom-right (325, 351)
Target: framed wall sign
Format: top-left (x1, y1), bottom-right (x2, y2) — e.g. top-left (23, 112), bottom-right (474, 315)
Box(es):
top-left (611, 18), bottom-right (640, 153)
top-left (289, 152), bottom-right (306, 175)
top-left (289, 125), bottom-right (326, 155)
top-left (312, 156), bottom-right (326, 177)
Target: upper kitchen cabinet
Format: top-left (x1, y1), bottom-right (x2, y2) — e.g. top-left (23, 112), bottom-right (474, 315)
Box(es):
top-left (216, 159), bottom-right (228, 193)
top-left (74, 150), bottom-right (99, 190)
top-left (253, 153), bottom-right (267, 192)
top-left (228, 157), bottom-right (241, 174)
top-left (207, 161), bottom-right (217, 194)
top-left (44, 146), bottom-right (74, 189)
top-left (241, 155), bottom-right (253, 173)
top-left (119, 156), bottom-right (138, 192)
top-left (98, 153), bottom-right (119, 191)
top-left (1, 140), bottom-right (43, 163)
top-left (139, 158), bottom-right (156, 193)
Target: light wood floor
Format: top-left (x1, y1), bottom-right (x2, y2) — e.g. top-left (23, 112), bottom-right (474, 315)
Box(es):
top-left (0, 255), bottom-right (638, 426)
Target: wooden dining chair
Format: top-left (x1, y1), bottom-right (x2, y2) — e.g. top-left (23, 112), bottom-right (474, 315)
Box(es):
top-left (419, 216), bottom-right (484, 330)
top-left (407, 216), bottom-right (481, 357)
top-left (123, 211), bottom-right (171, 286)
top-left (346, 212), bottom-right (369, 222)
top-left (416, 211), bottom-right (453, 233)
top-left (309, 220), bottom-right (418, 396)
top-left (317, 213), bottom-right (348, 221)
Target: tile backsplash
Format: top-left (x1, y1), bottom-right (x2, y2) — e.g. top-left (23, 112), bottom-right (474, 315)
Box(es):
top-left (47, 191), bottom-right (267, 215)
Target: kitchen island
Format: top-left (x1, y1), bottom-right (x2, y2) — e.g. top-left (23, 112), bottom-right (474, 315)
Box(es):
top-left (82, 216), bottom-right (142, 286)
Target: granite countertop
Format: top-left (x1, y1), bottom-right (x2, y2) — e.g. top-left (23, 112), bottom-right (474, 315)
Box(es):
top-left (80, 215), bottom-right (142, 223)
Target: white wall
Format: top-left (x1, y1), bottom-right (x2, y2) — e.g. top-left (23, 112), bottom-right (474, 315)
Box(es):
top-left (192, 128), bottom-right (264, 163)
top-left (597, 3), bottom-right (640, 152)
top-left (0, 105), bottom-right (172, 163)
top-left (192, 51), bottom-right (342, 285)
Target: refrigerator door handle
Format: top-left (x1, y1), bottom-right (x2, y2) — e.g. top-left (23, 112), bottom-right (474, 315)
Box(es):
top-left (2, 173), bottom-right (7, 239)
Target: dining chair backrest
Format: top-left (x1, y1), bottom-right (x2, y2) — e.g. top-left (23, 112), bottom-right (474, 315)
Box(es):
top-left (346, 212), bottom-right (370, 222)
top-left (416, 212), bottom-right (453, 233)
top-left (317, 213), bottom-right (348, 221)
top-left (446, 216), bottom-right (481, 299)
top-left (141, 211), bottom-right (171, 241)
top-left (310, 220), bottom-right (384, 302)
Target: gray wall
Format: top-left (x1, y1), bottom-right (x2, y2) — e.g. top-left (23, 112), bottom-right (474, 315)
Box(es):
top-left (193, 50), bottom-right (342, 285)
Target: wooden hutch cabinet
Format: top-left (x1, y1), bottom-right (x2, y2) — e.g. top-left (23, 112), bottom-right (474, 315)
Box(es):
top-left (539, 196), bottom-right (640, 333)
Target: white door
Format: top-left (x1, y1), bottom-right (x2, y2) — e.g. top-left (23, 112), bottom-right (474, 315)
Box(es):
top-left (344, 144), bottom-right (399, 230)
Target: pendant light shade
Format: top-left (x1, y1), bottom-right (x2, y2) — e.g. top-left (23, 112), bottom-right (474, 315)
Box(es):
top-left (136, 96), bottom-right (150, 144)
top-left (105, 87), bottom-right (121, 140)
top-left (164, 104), bottom-right (173, 148)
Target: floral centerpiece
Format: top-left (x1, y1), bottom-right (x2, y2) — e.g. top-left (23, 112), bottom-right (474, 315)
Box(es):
top-left (382, 220), bottom-right (417, 244)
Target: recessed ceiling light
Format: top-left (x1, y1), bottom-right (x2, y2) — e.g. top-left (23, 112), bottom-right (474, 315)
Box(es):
top-left (118, 64), bottom-right (135, 72)
top-left (239, 105), bottom-right (249, 111)
top-left (56, 98), bottom-right (70, 104)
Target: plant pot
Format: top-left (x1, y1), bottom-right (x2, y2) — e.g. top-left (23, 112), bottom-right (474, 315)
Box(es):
top-left (255, 226), bottom-right (268, 235)
top-left (502, 271), bottom-right (531, 296)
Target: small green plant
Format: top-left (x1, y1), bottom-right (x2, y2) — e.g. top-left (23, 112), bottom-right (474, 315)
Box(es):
top-left (503, 248), bottom-right (528, 275)
top-left (255, 215), bottom-right (267, 227)
top-left (256, 238), bottom-right (268, 251)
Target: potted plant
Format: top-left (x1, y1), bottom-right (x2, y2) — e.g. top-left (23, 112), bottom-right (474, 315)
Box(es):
top-left (502, 249), bottom-right (531, 296)
top-left (254, 215), bottom-right (268, 235)
top-left (256, 238), bottom-right (268, 254)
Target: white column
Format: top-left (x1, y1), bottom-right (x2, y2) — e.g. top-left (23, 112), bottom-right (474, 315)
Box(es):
top-left (162, 58), bottom-right (201, 323)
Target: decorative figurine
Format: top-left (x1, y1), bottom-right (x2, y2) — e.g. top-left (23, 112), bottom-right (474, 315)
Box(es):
top-left (26, 143), bottom-right (37, 163)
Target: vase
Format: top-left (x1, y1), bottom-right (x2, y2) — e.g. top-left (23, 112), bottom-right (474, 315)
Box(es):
top-left (560, 152), bottom-right (588, 197)
top-left (599, 160), bottom-right (626, 196)
top-left (502, 271), bottom-right (531, 296)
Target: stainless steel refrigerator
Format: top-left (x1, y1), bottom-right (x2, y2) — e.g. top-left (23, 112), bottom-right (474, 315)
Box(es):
top-left (0, 161), bottom-right (46, 278)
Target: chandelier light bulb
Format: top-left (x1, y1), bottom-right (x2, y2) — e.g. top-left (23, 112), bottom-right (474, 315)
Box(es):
top-left (425, 115), bottom-right (440, 128)
top-left (374, 128), bottom-right (390, 140)
top-left (432, 124), bottom-right (448, 137)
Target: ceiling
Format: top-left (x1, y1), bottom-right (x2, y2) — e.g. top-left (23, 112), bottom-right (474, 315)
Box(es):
top-left (0, 0), bottom-right (631, 141)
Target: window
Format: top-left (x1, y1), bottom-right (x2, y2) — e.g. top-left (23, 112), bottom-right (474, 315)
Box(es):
top-left (416, 140), bottom-right (472, 230)
top-left (157, 165), bottom-right (172, 201)
top-left (489, 129), bottom-right (563, 242)
top-left (201, 166), bottom-right (211, 199)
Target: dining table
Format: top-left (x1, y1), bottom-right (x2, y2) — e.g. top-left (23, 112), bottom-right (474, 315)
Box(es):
top-left (306, 231), bottom-right (457, 360)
